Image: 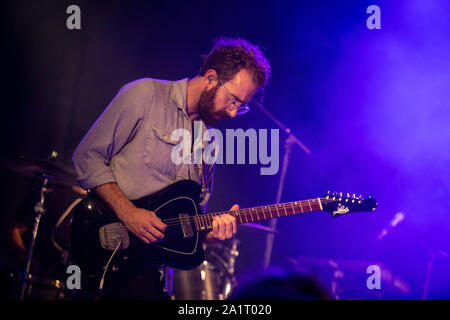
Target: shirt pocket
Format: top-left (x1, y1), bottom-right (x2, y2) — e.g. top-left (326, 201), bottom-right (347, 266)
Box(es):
top-left (144, 124), bottom-right (179, 178)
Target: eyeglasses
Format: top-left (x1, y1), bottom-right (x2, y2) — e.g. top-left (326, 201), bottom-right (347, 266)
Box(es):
top-left (219, 79), bottom-right (250, 115)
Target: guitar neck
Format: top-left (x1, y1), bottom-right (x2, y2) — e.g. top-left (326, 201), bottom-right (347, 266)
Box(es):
top-left (193, 198), bottom-right (323, 232)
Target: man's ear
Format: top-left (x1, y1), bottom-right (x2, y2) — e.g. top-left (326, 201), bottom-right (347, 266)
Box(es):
top-left (204, 69), bottom-right (218, 86)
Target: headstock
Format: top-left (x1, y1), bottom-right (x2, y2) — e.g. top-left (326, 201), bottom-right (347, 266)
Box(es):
top-left (322, 192), bottom-right (377, 217)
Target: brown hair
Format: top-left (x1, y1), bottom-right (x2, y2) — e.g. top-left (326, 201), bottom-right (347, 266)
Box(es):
top-left (199, 37), bottom-right (271, 91)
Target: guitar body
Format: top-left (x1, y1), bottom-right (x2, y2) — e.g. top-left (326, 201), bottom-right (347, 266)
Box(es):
top-left (70, 180), bottom-right (205, 289)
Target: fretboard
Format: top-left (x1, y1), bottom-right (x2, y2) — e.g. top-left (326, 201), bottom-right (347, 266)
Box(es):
top-left (192, 198), bottom-right (323, 232)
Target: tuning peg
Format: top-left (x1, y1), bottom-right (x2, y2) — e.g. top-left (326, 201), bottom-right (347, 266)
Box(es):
top-left (358, 194), bottom-right (362, 199)
top-left (352, 194), bottom-right (356, 198)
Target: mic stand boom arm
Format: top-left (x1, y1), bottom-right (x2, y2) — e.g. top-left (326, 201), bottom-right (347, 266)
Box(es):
top-left (252, 101), bottom-right (311, 269)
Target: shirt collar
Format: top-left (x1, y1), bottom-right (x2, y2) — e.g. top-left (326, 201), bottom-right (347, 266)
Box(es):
top-left (171, 78), bottom-right (209, 135)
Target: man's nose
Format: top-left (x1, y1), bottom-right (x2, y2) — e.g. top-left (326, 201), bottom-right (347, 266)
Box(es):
top-left (227, 109), bottom-right (238, 118)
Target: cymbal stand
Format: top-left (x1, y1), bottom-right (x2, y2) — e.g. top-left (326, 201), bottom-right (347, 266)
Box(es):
top-left (19, 172), bottom-right (52, 300)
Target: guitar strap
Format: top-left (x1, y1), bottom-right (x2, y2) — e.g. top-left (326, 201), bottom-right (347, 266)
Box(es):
top-left (190, 121), bottom-right (207, 197)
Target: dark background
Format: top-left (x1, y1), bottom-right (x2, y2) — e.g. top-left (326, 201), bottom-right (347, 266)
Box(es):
top-left (1, 0), bottom-right (450, 299)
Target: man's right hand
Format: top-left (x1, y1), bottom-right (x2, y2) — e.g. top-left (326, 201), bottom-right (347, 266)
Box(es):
top-left (93, 183), bottom-right (167, 245)
top-left (122, 208), bottom-right (167, 244)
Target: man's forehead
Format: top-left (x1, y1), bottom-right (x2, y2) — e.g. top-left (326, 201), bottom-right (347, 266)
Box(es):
top-left (227, 69), bottom-right (258, 102)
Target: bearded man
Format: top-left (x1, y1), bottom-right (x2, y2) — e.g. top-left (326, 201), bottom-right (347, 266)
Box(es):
top-left (72, 37), bottom-right (271, 299)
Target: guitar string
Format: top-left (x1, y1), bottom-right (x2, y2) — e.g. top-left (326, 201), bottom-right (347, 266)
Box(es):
top-left (156, 197), bottom-right (336, 224)
top-left (156, 197), bottom-right (357, 228)
top-left (151, 197), bottom-right (358, 236)
top-left (158, 197), bottom-right (359, 227)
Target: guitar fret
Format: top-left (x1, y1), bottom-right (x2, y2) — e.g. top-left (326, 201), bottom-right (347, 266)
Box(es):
top-left (308, 200), bottom-right (312, 211)
top-left (285, 203), bottom-right (290, 215)
top-left (207, 214), bottom-right (212, 229)
top-left (258, 207), bottom-right (263, 220)
top-left (193, 216), bottom-right (199, 231)
top-left (203, 215), bottom-right (208, 230)
top-left (267, 207), bottom-right (273, 219)
top-left (201, 215), bottom-right (206, 230)
top-left (198, 215), bottom-right (203, 230)
top-left (245, 209), bottom-right (251, 222)
top-left (236, 210), bottom-right (242, 223)
top-left (283, 204), bottom-right (288, 216)
top-left (290, 202), bottom-right (295, 215)
top-left (274, 205), bottom-right (280, 218)
top-left (311, 200), bottom-right (316, 211)
top-left (278, 205), bottom-right (283, 217)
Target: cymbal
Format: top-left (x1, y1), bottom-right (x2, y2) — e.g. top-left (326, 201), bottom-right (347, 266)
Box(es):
top-left (1, 156), bottom-right (77, 187)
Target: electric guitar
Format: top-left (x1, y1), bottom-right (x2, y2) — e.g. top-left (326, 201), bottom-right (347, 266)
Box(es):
top-left (69, 180), bottom-right (377, 290)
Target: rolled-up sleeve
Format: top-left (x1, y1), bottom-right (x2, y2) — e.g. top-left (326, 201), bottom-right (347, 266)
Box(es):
top-left (72, 79), bottom-right (152, 190)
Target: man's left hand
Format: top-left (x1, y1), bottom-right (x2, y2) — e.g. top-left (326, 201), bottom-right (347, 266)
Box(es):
top-left (204, 204), bottom-right (239, 242)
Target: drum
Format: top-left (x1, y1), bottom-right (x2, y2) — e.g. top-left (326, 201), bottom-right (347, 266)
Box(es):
top-left (172, 260), bottom-right (235, 300)
top-left (9, 273), bottom-right (72, 300)
top-left (172, 240), bottom-right (239, 300)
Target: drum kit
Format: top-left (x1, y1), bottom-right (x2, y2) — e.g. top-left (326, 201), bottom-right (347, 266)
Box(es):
top-left (1, 151), bottom-right (81, 300)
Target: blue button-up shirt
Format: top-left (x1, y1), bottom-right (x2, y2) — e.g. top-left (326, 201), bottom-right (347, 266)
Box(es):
top-left (72, 78), bottom-right (215, 211)
top-left (72, 78), bottom-right (216, 296)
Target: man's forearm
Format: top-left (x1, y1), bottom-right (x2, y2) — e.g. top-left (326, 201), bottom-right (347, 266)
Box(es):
top-left (94, 182), bottom-right (136, 223)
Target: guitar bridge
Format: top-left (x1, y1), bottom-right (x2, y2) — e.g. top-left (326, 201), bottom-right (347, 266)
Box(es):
top-left (179, 213), bottom-right (194, 238)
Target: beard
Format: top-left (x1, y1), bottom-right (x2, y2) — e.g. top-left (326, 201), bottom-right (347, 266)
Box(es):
top-left (197, 84), bottom-right (228, 126)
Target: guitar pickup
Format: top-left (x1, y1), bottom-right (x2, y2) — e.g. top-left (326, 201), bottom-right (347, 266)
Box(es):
top-left (179, 213), bottom-right (194, 238)
top-left (99, 222), bottom-right (130, 250)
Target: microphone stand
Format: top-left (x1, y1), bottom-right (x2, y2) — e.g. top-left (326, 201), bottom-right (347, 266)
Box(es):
top-left (252, 101), bottom-right (311, 269)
